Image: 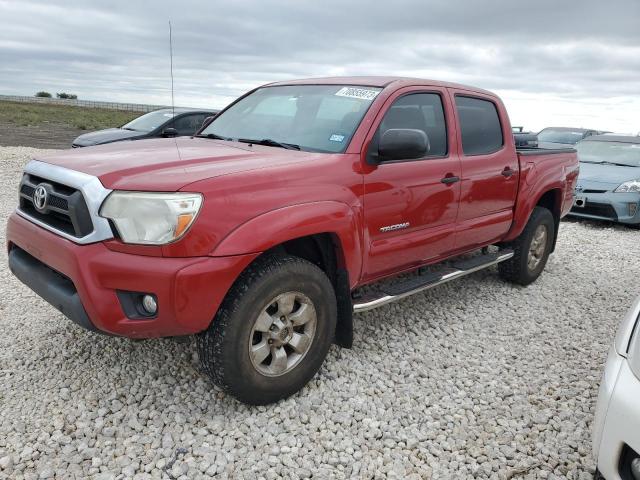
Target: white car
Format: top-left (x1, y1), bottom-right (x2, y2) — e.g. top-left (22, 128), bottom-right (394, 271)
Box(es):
top-left (593, 295), bottom-right (640, 479)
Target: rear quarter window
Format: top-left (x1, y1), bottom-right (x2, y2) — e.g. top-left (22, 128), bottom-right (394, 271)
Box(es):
top-left (455, 96), bottom-right (503, 155)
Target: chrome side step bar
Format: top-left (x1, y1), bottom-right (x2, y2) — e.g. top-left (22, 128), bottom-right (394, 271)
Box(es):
top-left (352, 250), bottom-right (514, 313)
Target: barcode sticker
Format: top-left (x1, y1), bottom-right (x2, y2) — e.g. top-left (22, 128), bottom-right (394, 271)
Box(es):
top-left (335, 87), bottom-right (380, 101)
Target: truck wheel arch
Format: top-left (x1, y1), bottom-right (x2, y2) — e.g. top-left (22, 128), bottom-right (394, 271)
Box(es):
top-left (210, 201), bottom-right (361, 348)
top-left (506, 186), bottom-right (563, 246)
top-left (535, 189), bottom-right (562, 252)
top-left (210, 201), bottom-right (363, 288)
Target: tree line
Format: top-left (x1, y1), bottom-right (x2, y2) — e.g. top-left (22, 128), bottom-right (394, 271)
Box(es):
top-left (35, 91), bottom-right (78, 99)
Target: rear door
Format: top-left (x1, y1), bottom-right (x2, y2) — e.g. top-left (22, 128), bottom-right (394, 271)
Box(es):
top-left (448, 91), bottom-right (519, 249)
top-left (361, 87), bottom-right (462, 280)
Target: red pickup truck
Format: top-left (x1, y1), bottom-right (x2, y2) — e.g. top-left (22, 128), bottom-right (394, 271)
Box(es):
top-left (7, 77), bottom-right (578, 404)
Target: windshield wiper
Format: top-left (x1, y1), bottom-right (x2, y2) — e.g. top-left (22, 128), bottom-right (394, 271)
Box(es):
top-left (238, 138), bottom-right (300, 150)
top-left (122, 127), bottom-right (138, 131)
top-left (592, 161), bottom-right (635, 167)
top-left (194, 133), bottom-right (231, 140)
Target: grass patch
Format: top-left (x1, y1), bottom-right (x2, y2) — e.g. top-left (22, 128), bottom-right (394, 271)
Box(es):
top-left (0, 101), bottom-right (139, 130)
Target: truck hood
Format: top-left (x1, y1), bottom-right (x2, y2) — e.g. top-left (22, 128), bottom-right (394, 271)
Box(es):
top-left (36, 137), bottom-right (311, 191)
top-left (72, 128), bottom-right (146, 147)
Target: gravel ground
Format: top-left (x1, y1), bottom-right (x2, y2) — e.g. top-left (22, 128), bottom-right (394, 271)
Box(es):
top-left (1, 146), bottom-right (639, 479)
top-left (0, 123), bottom-right (85, 149)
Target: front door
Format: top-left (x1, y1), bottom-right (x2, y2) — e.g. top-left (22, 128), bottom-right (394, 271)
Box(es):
top-left (362, 89), bottom-right (461, 281)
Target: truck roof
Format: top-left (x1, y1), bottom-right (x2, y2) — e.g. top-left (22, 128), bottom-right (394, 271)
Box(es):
top-left (265, 76), bottom-right (496, 97)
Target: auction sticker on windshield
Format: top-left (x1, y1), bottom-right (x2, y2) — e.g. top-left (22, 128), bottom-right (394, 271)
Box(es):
top-left (335, 87), bottom-right (380, 101)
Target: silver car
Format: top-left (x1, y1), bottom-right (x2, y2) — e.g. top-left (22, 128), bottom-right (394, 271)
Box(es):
top-left (569, 135), bottom-right (640, 227)
top-left (593, 295), bottom-right (640, 479)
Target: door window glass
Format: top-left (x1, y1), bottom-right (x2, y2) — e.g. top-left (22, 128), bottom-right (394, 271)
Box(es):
top-left (455, 96), bottom-right (503, 155)
top-left (173, 114), bottom-right (207, 135)
top-left (377, 93), bottom-right (448, 157)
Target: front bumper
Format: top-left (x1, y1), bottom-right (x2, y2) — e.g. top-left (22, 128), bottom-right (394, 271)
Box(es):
top-left (568, 191), bottom-right (640, 225)
top-left (6, 212), bottom-right (258, 338)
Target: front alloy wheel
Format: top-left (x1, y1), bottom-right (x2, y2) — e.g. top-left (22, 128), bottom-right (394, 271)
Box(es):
top-left (197, 254), bottom-right (337, 405)
top-left (249, 292), bottom-right (317, 377)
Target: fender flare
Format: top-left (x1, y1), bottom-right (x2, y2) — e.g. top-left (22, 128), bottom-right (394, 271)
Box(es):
top-left (505, 181), bottom-right (564, 242)
top-left (211, 201), bottom-right (363, 287)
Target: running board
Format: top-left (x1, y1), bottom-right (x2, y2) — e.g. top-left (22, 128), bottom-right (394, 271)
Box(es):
top-left (352, 250), bottom-right (514, 313)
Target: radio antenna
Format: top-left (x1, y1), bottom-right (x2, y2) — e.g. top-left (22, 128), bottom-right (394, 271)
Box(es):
top-left (169, 20), bottom-right (175, 117)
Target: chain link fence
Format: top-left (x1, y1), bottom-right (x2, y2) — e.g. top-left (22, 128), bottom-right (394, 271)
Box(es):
top-left (0, 95), bottom-right (170, 112)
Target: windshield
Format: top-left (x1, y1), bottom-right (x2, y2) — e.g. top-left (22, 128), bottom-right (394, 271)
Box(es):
top-left (201, 85), bottom-right (382, 153)
top-left (122, 110), bottom-right (174, 132)
top-left (577, 141), bottom-right (640, 167)
top-left (537, 129), bottom-right (586, 145)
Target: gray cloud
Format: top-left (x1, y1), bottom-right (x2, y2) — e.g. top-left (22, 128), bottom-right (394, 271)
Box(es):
top-left (1, 0), bottom-right (639, 131)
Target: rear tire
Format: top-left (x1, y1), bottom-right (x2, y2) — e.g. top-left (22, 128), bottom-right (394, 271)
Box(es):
top-left (499, 206), bottom-right (555, 286)
top-left (197, 254), bottom-right (337, 405)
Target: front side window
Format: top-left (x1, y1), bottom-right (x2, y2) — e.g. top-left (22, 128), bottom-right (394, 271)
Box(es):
top-left (202, 85), bottom-right (382, 153)
top-left (374, 93), bottom-right (448, 158)
top-left (201, 85), bottom-right (382, 153)
top-left (455, 96), bottom-right (503, 155)
top-left (173, 114), bottom-right (207, 135)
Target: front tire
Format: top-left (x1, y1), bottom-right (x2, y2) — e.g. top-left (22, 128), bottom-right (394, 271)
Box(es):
top-left (197, 254), bottom-right (337, 405)
top-left (499, 206), bottom-right (555, 286)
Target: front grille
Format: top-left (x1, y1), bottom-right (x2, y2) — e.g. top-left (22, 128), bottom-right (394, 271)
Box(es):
top-left (18, 173), bottom-right (94, 238)
top-left (571, 201), bottom-right (618, 220)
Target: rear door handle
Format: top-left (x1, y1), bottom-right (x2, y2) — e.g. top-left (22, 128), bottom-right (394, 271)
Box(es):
top-left (501, 167), bottom-right (515, 178)
top-left (441, 175), bottom-right (460, 184)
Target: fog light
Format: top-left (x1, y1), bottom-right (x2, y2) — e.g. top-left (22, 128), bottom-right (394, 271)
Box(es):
top-left (630, 203), bottom-right (638, 217)
top-left (632, 458), bottom-right (640, 480)
top-left (142, 295), bottom-right (157, 315)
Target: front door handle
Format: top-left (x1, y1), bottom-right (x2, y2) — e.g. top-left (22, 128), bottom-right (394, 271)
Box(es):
top-left (502, 167), bottom-right (515, 178)
top-left (441, 175), bottom-right (460, 184)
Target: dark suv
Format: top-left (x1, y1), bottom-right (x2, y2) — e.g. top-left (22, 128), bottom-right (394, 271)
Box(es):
top-left (72, 107), bottom-right (218, 148)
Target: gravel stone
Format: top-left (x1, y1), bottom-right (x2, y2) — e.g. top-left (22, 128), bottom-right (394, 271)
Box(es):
top-left (1, 146), bottom-right (638, 478)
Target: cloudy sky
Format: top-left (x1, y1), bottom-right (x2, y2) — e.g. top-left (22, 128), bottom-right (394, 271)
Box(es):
top-left (1, 0), bottom-right (639, 132)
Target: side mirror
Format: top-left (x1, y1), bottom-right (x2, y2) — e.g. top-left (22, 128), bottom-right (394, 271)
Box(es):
top-left (162, 127), bottom-right (178, 138)
top-left (378, 129), bottom-right (429, 162)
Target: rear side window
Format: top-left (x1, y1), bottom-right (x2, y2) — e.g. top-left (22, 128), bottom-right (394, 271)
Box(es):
top-left (377, 93), bottom-right (448, 157)
top-left (455, 96), bottom-right (503, 155)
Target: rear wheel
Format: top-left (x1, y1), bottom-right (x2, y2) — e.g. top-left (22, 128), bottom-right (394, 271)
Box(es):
top-left (197, 254), bottom-right (336, 405)
top-left (499, 206), bottom-right (555, 285)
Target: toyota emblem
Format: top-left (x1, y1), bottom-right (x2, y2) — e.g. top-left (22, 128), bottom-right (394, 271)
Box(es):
top-left (33, 184), bottom-right (49, 211)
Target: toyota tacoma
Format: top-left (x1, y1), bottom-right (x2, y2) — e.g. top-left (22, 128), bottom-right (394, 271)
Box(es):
top-left (7, 77), bottom-right (579, 404)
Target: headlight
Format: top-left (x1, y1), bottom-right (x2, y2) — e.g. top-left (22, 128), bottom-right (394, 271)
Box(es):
top-left (615, 180), bottom-right (640, 193)
top-left (100, 192), bottom-right (203, 245)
